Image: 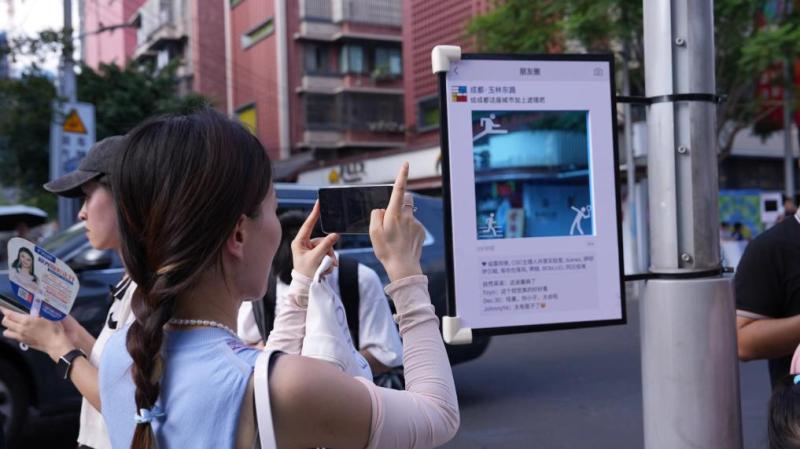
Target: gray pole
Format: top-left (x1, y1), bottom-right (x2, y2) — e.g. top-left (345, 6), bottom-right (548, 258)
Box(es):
top-left (641, 0), bottom-right (742, 448)
top-left (57, 0), bottom-right (78, 227)
top-left (61, 0), bottom-right (76, 103)
top-left (622, 42), bottom-right (639, 275)
top-left (783, 58), bottom-right (795, 202)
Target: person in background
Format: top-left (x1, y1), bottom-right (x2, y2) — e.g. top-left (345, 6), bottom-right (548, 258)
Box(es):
top-left (1, 136), bottom-right (136, 449)
top-left (238, 210), bottom-right (404, 387)
top-left (736, 201), bottom-right (800, 389)
top-left (720, 221), bottom-right (732, 241)
top-left (785, 198), bottom-right (798, 218)
top-left (731, 221), bottom-right (752, 242)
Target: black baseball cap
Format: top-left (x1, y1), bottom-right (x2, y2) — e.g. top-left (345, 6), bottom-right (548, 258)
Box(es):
top-left (43, 135), bottom-right (125, 198)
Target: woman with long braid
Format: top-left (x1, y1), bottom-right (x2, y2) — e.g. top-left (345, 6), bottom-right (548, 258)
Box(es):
top-left (99, 109), bottom-right (459, 449)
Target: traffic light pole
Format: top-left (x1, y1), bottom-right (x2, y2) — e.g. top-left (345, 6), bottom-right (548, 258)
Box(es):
top-left (640, 1), bottom-right (742, 447)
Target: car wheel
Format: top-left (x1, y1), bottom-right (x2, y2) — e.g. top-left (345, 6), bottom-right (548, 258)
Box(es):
top-left (0, 358), bottom-right (30, 445)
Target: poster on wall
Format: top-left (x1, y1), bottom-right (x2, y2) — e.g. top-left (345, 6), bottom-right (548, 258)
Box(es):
top-left (434, 49), bottom-right (626, 344)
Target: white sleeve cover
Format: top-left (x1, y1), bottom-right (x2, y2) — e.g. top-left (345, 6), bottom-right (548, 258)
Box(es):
top-left (265, 271), bottom-right (312, 354)
top-left (357, 264), bottom-right (404, 367)
top-left (356, 275), bottom-right (460, 449)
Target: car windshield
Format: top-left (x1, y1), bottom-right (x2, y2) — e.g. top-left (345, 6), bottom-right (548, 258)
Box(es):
top-left (39, 222), bottom-right (86, 254)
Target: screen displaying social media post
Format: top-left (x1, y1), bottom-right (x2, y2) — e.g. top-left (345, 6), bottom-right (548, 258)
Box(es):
top-left (441, 55), bottom-right (625, 333)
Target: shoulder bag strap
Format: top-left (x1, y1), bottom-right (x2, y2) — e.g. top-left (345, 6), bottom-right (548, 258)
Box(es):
top-left (338, 257), bottom-right (360, 349)
top-left (254, 349), bottom-right (278, 449)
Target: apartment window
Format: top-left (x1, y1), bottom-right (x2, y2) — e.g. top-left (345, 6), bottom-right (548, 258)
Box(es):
top-left (304, 44), bottom-right (334, 75)
top-left (236, 104), bottom-right (258, 134)
top-left (340, 45), bottom-right (365, 74)
top-left (241, 19), bottom-right (274, 49)
top-left (345, 93), bottom-right (403, 132)
top-left (417, 96), bottom-right (439, 132)
top-left (305, 94), bottom-right (340, 130)
top-left (374, 47), bottom-right (402, 77)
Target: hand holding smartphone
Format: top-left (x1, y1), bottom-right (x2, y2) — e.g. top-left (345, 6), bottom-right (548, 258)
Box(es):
top-left (318, 185), bottom-right (393, 234)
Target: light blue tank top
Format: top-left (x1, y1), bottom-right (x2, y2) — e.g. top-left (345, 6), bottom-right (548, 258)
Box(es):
top-left (99, 323), bottom-right (262, 449)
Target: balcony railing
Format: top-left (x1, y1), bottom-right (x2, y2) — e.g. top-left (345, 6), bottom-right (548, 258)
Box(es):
top-left (301, 130), bottom-right (405, 149)
top-left (135, 0), bottom-right (187, 54)
top-left (301, 0), bottom-right (401, 26)
top-left (299, 75), bottom-right (404, 95)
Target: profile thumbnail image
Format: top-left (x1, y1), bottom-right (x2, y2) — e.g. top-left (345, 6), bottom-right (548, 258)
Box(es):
top-left (472, 110), bottom-right (593, 239)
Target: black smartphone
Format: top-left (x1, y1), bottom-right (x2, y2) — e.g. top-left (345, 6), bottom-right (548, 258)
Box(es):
top-left (319, 185), bottom-right (393, 234)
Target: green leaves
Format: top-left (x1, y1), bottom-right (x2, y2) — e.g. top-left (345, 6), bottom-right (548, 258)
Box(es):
top-left (76, 60), bottom-right (212, 139)
top-left (740, 25), bottom-right (800, 74)
top-left (466, 0), bottom-right (566, 54)
top-left (467, 0), bottom-right (800, 158)
top-left (0, 29), bottom-right (210, 213)
top-left (467, 0), bottom-right (644, 93)
top-left (0, 70), bottom-right (57, 206)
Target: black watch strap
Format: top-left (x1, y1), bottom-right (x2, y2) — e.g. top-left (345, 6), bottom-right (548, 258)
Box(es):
top-left (57, 349), bottom-right (87, 380)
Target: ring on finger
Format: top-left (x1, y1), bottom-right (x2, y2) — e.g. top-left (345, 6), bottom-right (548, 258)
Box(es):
top-left (402, 204), bottom-right (418, 212)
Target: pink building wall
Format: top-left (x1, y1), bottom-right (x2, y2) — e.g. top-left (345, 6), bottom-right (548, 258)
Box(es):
top-left (286, 0), bottom-right (302, 156)
top-left (230, 0), bottom-right (404, 161)
top-left (82, 0), bottom-right (145, 70)
top-left (190, 0), bottom-right (228, 108)
top-left (403, 0), bottom-right (489, 148)
top-left (230, 0), bottom-right (282, 160)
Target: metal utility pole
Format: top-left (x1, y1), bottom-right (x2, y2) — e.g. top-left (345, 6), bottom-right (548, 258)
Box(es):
top-left (641, 0), bottom-right (742, 448)
top-left (783, 58), bottom-right (796, 202)
top-left (622, 40), bottom-right (639, 276)
top-left (56, 0), bottom-right (80, 227)
top-left (61, 0), bottom-right (77, 103)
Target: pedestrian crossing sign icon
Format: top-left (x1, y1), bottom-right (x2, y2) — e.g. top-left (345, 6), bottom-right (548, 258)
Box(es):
top-left (62, 109), bottom-right (87, 134)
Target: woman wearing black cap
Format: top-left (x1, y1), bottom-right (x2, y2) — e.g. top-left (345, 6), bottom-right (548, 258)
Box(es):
top-left (0, 136), bottom-right (135, 449)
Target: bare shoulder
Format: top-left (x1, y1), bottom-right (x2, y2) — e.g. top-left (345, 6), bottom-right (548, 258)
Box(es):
top-left (269, 355), bottom-right (372, 449)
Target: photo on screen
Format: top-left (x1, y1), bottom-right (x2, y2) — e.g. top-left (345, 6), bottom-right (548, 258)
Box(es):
top-left (472, 110), bottom-right (593, 239)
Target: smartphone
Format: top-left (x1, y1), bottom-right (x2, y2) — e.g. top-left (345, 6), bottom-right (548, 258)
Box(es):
top-left (319, 185), bottom-right (393, 234)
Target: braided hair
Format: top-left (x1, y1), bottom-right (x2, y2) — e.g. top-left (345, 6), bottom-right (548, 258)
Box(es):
top-left (112, 108), bottom-right (272, 449)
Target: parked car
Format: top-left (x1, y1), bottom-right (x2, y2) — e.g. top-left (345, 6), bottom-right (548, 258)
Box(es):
top-left (0, 184), bottom-right (489, 444)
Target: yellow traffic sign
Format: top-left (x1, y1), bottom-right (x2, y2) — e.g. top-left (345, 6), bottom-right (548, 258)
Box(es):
top-left (62, 109), bottom-right (87, 134)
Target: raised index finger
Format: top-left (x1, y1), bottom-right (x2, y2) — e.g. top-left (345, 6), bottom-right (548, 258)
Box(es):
top-left (386, 162), bottom-right (409, 218)
top-left (296, 201), bottom-right (321, 242)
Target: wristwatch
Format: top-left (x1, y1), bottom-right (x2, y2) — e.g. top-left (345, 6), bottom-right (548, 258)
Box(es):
top-left (57, 349), bottom-right (87, 380)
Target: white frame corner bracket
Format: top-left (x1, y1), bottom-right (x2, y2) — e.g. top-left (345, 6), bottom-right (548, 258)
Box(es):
top-left (442, 315), bottom-right (473, 345)
top-left (431, 45), bottom-right (462, 74)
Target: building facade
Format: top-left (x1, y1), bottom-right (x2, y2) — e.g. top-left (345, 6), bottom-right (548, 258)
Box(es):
top-left (131, 0), bottom-right (228, 107)
top-left (229, 0), bottom-right (405, 163)
top-left (80, 0), bottom-right (145, 69)
top-left (402, 0), bottom-right (490, 150)
top-left (297, 0), bottom-right (492, 188)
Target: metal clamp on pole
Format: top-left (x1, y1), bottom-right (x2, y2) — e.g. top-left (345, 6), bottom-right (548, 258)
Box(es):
top-left (616, 93), bottom-right (722, 105)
